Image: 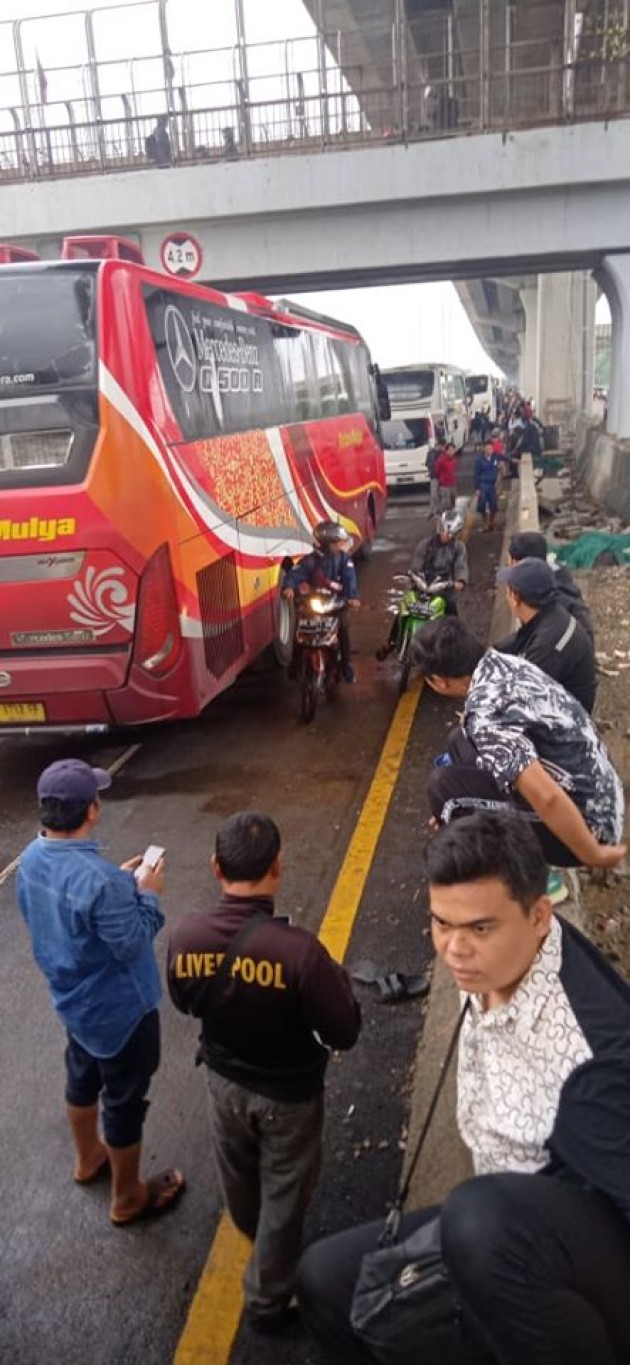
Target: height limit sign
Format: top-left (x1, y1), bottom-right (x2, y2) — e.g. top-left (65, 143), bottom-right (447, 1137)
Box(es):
top-left (160, 232), bottom-right (202, 279)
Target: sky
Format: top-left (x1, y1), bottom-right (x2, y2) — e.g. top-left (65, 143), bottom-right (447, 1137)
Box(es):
top-left (1, 0), bottom-right (610, 373)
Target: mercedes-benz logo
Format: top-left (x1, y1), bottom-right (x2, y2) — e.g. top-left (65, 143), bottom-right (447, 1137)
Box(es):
top-left (0, 671), bottom-right (12, 688)
top-left (165, 305), bottom-right (197, 393)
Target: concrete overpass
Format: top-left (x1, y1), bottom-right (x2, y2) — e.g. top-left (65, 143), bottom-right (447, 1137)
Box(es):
top-left (4, 115), bottom-right (630, 430)
top-left (303, 0), bottom-right (613, 407)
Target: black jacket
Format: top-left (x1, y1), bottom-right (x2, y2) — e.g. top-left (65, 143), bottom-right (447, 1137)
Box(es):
top-left (496, 599), bottom-right (596, 712)
top-left (167, 894), bottom-right (360, 1101)
top-left (548, 919), bottom-right (630, 1226)
top-left (553, 563), bottom-right (594, 641)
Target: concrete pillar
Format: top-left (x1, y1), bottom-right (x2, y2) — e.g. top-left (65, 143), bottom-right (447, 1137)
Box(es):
top-left (519, 281), bottom-right (539, 406)
top-left (595, 255), bottom-right (630, 440)
top-left (536, 271), bottom-right (597, 426)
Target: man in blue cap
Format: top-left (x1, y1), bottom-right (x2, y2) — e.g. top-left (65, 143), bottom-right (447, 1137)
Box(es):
top-left (496, 557), bottom-right (596, 713)
top-left (17, 758), bottom-right (185, 1226)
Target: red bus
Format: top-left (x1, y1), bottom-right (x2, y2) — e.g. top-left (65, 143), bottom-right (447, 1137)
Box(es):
top-left (0, 239), bottom-right (387, 732)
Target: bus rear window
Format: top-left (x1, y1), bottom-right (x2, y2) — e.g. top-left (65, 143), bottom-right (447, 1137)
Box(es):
top-left (0, 271), bottom-right (96, 394)
top-left (385, 370), bottom-right (435, 404)
top-left (466, 375), bottom-right (490, 396)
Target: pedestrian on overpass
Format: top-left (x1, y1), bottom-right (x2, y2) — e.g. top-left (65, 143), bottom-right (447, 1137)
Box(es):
top-left (297, 811), bottom-right (630, 1365)
top-left (166, 810), bottom-right (360, 1335)
top-left (17, 758), bottom-right (185, 1226)
top-left (414, 618), bottom-right (625, 871)
top-left (495, 558), bottom-right (597, 713)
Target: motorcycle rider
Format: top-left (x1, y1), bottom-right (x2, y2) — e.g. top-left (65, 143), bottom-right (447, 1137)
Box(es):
top-left (376, 512), bottom-right (468, 659)
top-left (282, 521), bottom-right (360, 683)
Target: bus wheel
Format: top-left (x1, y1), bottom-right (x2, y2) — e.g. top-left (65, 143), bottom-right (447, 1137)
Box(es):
top-left (272, 589), bottom-right (295, 668)
top-left (356, 501), bottom-right (375, 562)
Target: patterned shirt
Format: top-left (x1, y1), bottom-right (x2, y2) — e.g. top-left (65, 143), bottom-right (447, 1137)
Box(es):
top-left (457, 917), bottom-right (592, 1174)
top-left (463, 649), bottom-right (623, 843)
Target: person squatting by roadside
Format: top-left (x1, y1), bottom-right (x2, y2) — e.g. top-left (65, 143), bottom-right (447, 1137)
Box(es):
top-left (167, 811), bottom-right (360, 1334)
top-left (297, 810), bottom-right (630, 1365)
top-left (508, 530), bottom-right (594, 641)
top-left (434, 441), bottom-right (458, 513)
top-left (495, 557), bottom-right (597, 713)
top-left (413, 618), bottom-right (625, 871)
top-left (283, 519), bottom-right (360, 683)
top-left (17, 759), bottom-right (184, 1226)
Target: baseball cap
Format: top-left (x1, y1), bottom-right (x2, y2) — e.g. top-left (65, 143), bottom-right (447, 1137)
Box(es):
top-left (496, 557), bottom-right (556, 607)
top-left (508, 531), bottom-right (548, 562)
top-left (37, 758), bottom-right (112, 804)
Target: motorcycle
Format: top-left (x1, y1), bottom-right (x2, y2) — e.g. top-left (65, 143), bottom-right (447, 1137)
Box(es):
top-left (386, 572), bottom-right (453, 695)
top-left (292, 587), bottom-right (346, 723)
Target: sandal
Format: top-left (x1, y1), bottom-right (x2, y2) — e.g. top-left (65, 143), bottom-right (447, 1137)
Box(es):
top-left (110, 1168), bottom-right (186, 1227)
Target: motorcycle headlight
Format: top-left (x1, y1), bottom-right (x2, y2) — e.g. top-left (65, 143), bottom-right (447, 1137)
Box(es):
top-left (310, 597), bottom-right (328, 614)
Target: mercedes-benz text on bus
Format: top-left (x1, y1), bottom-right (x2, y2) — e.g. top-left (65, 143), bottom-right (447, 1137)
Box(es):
top-left (0, 236), bottom-right (387, 732)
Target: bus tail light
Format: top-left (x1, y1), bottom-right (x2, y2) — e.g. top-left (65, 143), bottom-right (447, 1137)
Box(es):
top-left (134, 544), bottom-right (182, 678)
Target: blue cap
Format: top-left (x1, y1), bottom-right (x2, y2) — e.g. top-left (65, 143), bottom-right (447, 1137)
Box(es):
top-left (37, 758), bottom-right (112, 804)
top-left (496, 557), bottom-right (556, 607)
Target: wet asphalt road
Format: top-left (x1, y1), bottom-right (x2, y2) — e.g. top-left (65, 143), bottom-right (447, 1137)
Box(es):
top-left (0, 453), bottom-right (501, 1365)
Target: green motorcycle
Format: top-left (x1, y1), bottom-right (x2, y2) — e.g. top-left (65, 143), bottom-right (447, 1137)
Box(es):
top-left (381, 571), bottom-right (452, 695)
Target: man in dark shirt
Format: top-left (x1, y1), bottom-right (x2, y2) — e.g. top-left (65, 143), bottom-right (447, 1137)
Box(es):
top-left (167, 811), bottom-right (360, 1334)
top-left (508, 531), bottom-right (594, 641)
top-left (412, 619), bottom-right (625, 869)
top-left (495, 558), bottom-right (596, 712)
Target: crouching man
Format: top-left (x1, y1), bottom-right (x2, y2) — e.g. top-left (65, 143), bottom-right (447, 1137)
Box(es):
top-left (297, 811), bottom-right (630, 1364)
top-left (167, 811), bottom-right (361, 1334)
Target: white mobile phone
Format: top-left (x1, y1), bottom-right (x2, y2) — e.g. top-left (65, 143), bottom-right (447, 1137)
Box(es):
top-left (135, 844), bottom-right (165, 879)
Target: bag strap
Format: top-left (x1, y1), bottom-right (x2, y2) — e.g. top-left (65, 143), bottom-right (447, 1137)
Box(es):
top-left (214, 911), bottom-right (270, 986)
top-left (380, 996), bottom-right (471, 1246)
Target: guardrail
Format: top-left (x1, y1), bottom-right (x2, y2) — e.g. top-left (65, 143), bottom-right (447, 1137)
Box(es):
top-left (1, 8), bottom-right (629, 183)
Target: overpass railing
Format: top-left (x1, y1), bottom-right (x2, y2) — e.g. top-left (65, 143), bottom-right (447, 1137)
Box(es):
top-left (2, 12), bottom-right (630, 182)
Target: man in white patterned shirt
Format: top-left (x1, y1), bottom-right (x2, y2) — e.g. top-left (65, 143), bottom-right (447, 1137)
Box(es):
top-left (416, 617), bottom-right (625, 870)
top-left (297, 812), bottom-right (630, 1365)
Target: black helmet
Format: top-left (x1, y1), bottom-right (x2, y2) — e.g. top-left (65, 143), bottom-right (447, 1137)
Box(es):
top-left (312, 520), bottom-right (351, 552)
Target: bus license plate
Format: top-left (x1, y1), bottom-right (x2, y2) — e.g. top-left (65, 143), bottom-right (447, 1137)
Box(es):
top-left (0, 702), bottom-right (47, 723)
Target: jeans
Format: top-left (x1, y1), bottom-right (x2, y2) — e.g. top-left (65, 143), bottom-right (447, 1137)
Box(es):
top-left (64, 1008), bottom-right (160, 1147)
top-left (206, 1070), bottom-right (324, 1316)
top-left (426, 730), bottom-right (581, 867)
top-left (297, 1173), bottom-right (630, 1365)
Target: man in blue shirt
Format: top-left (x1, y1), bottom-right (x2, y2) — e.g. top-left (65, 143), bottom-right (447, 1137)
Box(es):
top-left (17, 758), bottom-right (185, 1226)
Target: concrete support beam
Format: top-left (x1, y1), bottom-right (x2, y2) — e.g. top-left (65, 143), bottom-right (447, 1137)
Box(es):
top-left (535, 271), bottom-right (597, 424)
top-left (596, 254), bottom-right (630, 441)
top-left (519, 281), bottom-right (539, 402)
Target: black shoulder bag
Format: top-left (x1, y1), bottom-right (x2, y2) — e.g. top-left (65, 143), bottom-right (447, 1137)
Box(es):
top-left (350, 998), bottom-right (483, 1364)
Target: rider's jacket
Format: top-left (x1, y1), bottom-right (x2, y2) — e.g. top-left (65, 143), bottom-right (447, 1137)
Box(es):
top-left (286, 548), bottom-right (359, 600)
top-left (167, 894), bottom-right (361, 1102)
top-left (410, 535), bottom-right (469, 585)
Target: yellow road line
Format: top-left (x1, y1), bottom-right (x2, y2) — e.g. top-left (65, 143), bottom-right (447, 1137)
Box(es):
top-left (173, 680), bottom-right (424, 1364)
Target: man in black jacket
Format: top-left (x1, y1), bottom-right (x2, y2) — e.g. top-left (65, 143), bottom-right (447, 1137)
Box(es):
top-left (297, 812), bottom-right (630, 1365)
top-left (167, 811), bottom-right (360, 1334)
top-left (495, 557), bottom-right (597, 712)
top-left (508, 531), bottom-right (594, 640)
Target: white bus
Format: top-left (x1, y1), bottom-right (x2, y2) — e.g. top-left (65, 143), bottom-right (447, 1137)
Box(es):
top-left (382, 364), bottom-right (468, 488)
top-left (465, 373), bottom-right (500, 424)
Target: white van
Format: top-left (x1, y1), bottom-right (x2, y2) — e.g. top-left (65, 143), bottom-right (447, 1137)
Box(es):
top-left (383, 364), bottom-right (468, 460)
top-left (380, 411), bottom-right (436, 487)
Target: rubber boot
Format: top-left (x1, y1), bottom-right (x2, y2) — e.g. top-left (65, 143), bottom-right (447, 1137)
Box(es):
top-left (105, 1141), bottom-right (147, 1222)
top-left (67, 1103), bottom-right (108, 1183)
